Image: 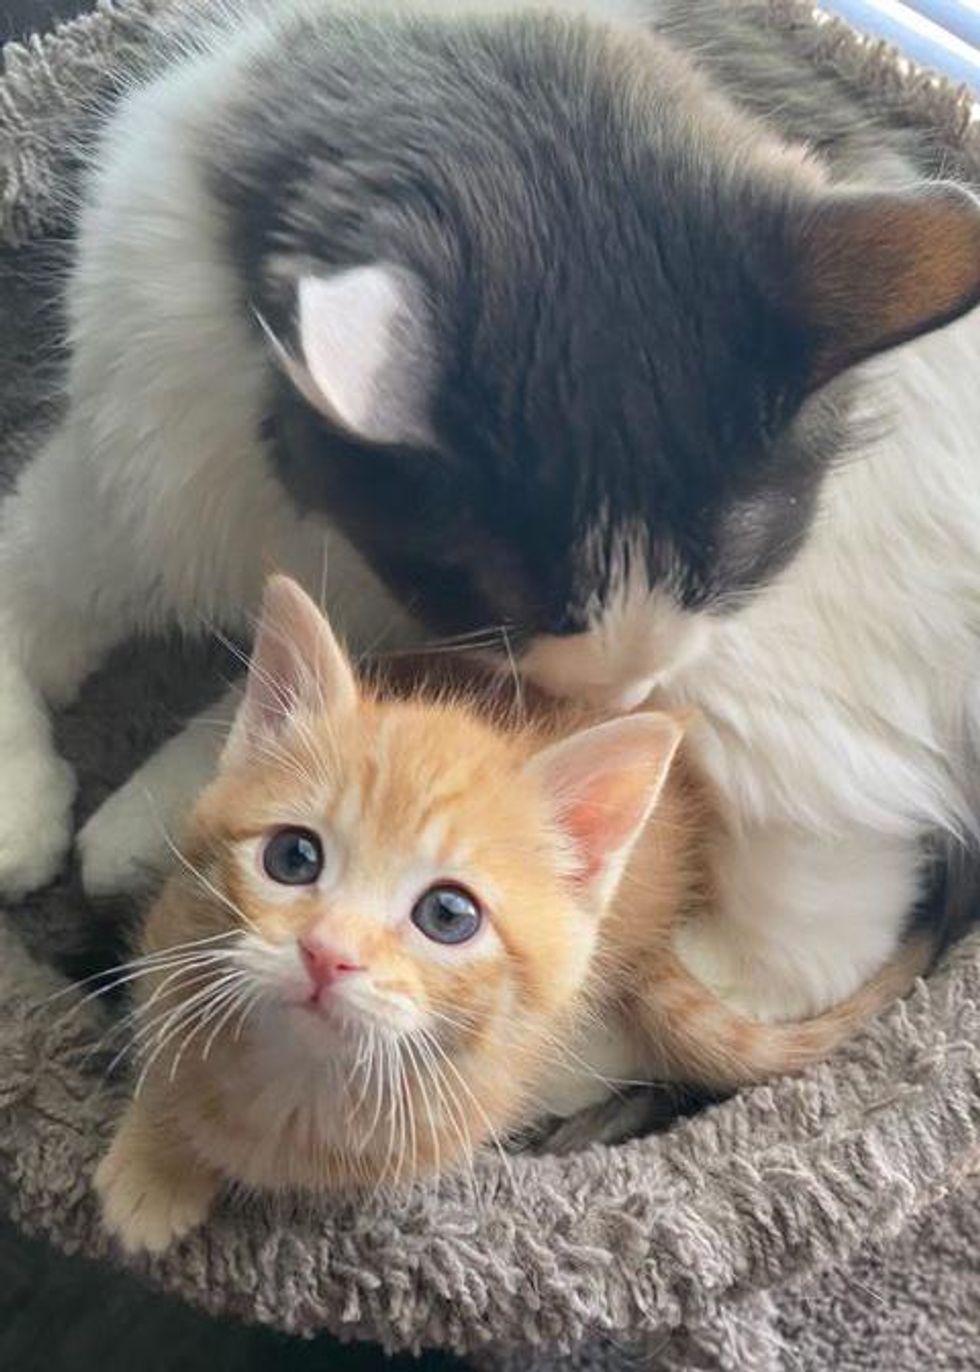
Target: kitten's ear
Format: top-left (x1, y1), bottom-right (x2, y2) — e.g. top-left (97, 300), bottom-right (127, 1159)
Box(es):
top-left (279, 263), bottom-right (435, 448)
top-left (794, 183), bottom-right (980, 388)
top-left (526, 713), bottom-right (683, 910)
top-left (223, 576), bottom-right (357, 768)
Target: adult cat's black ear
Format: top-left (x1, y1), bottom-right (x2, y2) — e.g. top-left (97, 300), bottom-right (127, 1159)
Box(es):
top-left (790, 182), bottom-right (980, 389)
top-left (281, 262), bottom-right (437, 449)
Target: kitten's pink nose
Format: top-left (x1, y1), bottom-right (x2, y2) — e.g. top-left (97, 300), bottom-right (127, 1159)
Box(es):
top-left (299, 935), bottom-right (365, 992)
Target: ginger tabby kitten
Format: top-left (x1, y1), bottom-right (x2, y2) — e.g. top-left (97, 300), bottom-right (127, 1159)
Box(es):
top-left (95, 577), bottom-right (929, 1253)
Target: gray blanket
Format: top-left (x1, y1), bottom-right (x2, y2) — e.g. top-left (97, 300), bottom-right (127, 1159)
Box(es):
top-left (1, 3), bottom-right (979, 1368)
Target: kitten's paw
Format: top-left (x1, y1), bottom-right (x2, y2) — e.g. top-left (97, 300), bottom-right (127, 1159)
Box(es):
top-left (0, 742), bottom-right (75, 896)
top-left (78, 791), bottom-right (164, 899)
top-left (94, 1138), bottom-right (215, 1255)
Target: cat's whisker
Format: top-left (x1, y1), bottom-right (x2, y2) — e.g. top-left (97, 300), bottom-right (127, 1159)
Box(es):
top-left (231, 987), bottom-right (265, 1042)
top-left (390, 623), bottom-right (515, 654)
top-left (351, 610), bottom-right (414, 669)
top-left (108, 971), bottom-right (232, 1078)
top-left (171, 974), bottom-right (255, 1079)
top-left (502, 1022), bottom-right (651, 1095)
top-left (428, 1001), bottom-right (651, 1106)
top-left (417, 1037), bottom-right (481, 1204)
top-left (417, 1031), bottom-right (485, 1179)
top-left (318, 533), bottom-right (330, 615)
top-left (237, 732), bottom-right (326, 797)
top-left (100, 958), bottom-right (244, 1059)
top-left (37, 930), bottom-right (242, 1010)
top-left (347, 1027), bottom-right (379, 1125)
top-left (377, 638), bottom-right (501, 660)
top-left (152, 821), bottom-right (263, 938)
top-left (129, 970), bottom-right (246, 1093)
top-left (401, 1041), bottom-right (421, 1183)
top-left (392, 1042), bottom-right (411, 1189)
top-left (423, 1004), bottom-right (481, 1035)
top-left (96, 949), bottom-right (241, 1008)
top-left (498, 625), bottom-right (526, 725)
top-left (359, 1032), bottom-right (387, 1150)
top-left (57, 959), bottom-right (244, 1077)
top-left (200, 980), bottom-right (263, 1063)
top-left (373, 1040), bottom-right (402, 1198)
top-left (404, 1035), bottom-right (441, 1181)
top-left (133, 987), bottom-right (238, 1098)
top-left (206, 623), bottom-right (280, 699)
top-left (143, 994), bottom-right (232, 1093)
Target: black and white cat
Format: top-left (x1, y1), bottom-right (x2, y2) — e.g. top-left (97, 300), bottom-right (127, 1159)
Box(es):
top-left (2, 0), bottom-right (979, 1022)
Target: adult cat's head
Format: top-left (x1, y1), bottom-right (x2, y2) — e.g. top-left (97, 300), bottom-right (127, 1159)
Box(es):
top-left (217, 5), bottom-right (980, 708)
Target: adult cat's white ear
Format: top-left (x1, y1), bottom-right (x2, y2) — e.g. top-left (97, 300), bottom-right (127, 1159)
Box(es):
top-left (223, 576), bottom-right (357, 769)
top-left (526, 712), bottom-right (684, 910)
top-left (278, 263), bottom-right (435, 448)
top-left (796, 182), bottom-right (980, 387)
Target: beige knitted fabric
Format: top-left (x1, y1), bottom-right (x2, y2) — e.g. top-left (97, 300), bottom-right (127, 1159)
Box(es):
top-left (1, 3), bottom-right (979, 1367)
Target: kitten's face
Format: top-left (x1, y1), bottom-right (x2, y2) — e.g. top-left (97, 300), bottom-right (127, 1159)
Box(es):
top-left (189, 699), bottom-right (594, 1072)
top-left (239, 13), bottom-right (980, 711)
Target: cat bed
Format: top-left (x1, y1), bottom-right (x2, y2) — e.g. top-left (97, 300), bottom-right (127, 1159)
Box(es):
top-left (2, 3), bottom-right (980, 1369)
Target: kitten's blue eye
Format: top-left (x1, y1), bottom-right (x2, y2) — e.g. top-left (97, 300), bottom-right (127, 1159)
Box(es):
top-left (262, 828), bottom-right (323, 886)
top-left (411, 885), bottom-right (482, 945)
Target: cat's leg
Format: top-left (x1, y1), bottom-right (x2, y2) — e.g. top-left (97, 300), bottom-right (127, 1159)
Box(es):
top-left (0, 428), bottom-right (133, 895)
top-left (95, 1097), bottom-right (219, 1254)
top-left (674, 825), bottom-right (924, 1021)
top-left (78, 686), bottom-right (240, 898)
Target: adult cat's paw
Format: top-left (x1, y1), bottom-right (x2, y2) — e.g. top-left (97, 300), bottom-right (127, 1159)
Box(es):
top-left (0, 738), bottom-right (75, 897)
top-left (95, 1133), bottom-right (215, 1255)
top-left (77, 789), bottom-right (164, 899)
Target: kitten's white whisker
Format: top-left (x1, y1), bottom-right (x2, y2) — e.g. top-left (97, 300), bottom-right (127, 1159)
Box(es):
top-left (134, 981), bottom-right (243, 1096)
top-left (48, 952), bottom-right (233, 1031)
top-left (404, 1035), bottom-right (440, 1180)
top-left (130, 970), bottom-right (245, 1091)
top-left (231, 987), bottom-right (265, 1042)
top-left (362, 1031), bottom-right (388, 1148)
top-left (372, 1040), bottom-right (400, 1198)
top-left (113, 953), bottom-right (242, 1027)
top-left (201, 980), bottom-right (261, 1062)
top-left (347, 1027), bottom-right (378, 1123)
top-left (416, 1029), bottom-right (475, 1180)
top-left (170, 975), bottom-right (253, 1078)
top-left (99, 967), bottom-right (239, 1078)
top-left (38, 930), bottom-right (241, 1010)
top-left (422, 1030), bottom-right (515, 1188)
top-left (147, 812), bottom-right (262, 937)
top-left (392, 1041), bottom-right (409, 1188)
top-left (401, 1040), bottom-right (420, 1181)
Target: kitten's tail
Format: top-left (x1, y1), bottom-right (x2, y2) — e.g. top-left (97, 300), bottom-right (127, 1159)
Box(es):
top-left (641, 932), bottom-right (934, 1092)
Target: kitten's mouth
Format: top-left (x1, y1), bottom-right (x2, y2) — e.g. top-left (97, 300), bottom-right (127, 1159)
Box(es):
top-left (285, 983), bottom-right (417, 1041)
top-left (293, 987), bottom-right (361, 1029)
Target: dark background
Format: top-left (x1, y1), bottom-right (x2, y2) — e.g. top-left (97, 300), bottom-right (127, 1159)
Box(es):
top-left (0, 2), bottom-right (460, 1367)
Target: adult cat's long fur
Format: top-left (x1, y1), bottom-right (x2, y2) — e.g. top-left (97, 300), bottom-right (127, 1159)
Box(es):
top-left (1, 0), bottom-right (978, 1023)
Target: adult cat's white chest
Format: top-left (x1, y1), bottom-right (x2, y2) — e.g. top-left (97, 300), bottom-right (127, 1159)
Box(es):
top-left (664, 310), bottom-right (980, 1019)
top-left (676, 312), bottom-right (980, 839)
